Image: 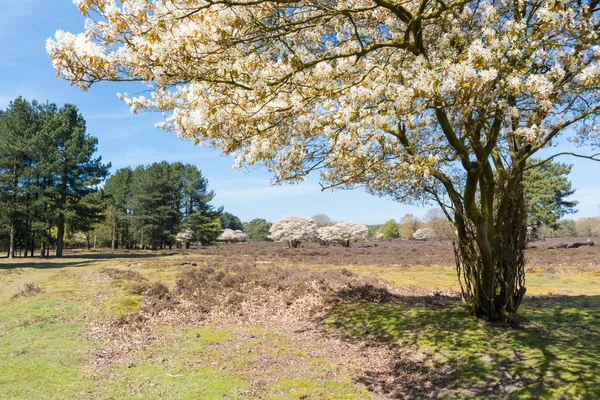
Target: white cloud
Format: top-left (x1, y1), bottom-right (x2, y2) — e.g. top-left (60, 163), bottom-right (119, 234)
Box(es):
top-left (214, 183), bottom-right (320, 203)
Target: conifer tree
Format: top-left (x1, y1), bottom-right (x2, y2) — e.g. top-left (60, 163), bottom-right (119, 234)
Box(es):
top-left (47, 104), bottom-right (109, 257)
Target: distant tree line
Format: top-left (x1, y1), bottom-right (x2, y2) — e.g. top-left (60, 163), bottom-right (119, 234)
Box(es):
top-left (0, 97), bottom-right (236, 256)
top-left (0, 97), bottom-right (109, 258)
top-left (102, 162), bottom-right (223, 250)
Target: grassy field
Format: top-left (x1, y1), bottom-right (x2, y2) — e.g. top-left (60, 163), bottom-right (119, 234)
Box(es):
top-left (0, 242), bottom-right (599, 399)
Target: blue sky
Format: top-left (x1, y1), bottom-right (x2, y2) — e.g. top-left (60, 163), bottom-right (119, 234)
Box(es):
top-left (1, 1), bottom-right (598, 224)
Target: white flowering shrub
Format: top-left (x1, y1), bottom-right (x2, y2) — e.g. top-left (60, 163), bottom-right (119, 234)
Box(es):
top-left (176, 228), bottom-right (194, 243)
top-left (316, 222), bottom-right (368, 247)
top-left (333, 222), bottom-right (369, 247)
top-left (176, 228), bottom-right (195, 249)
top-left (316, 226), bottom-right (339, 246)
top-left (413, 228), bottom-right (435, 241)
top-left (218, 229), bottom-right (246, 243)
top-left (269, 216), bottom-right (317, 248)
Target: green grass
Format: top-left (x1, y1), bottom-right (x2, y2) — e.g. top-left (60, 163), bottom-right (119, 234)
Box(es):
top-left (325, 264), bottom-right (600, 296)
top-left (0, 299), bottom-right (95, 399)
top-left (325, 296), bottom-right (600, 399)
top-left (1, 250), bottom-right (599, 399)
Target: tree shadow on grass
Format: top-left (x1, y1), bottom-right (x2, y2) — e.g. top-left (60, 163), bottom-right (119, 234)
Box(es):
top-left (324, 287), bottom-right (600, 399)
top-left (61, 251), bottom-right (173, 260)
top-left (0, 260), bottom-right (99, 270)
top-left (0, 250), bottom-right (173, 270)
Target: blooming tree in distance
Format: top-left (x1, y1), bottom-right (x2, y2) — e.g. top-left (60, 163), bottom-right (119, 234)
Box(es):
top-left (176, 228), bottom-right (195, 248)
top-left (48, 0), bottom-right (600, 322)
top-left (269, 216), bottom-right (317, 248)
top-left (218, 229), bottom-right (246, 243)
top-left (318, 222), bottom-right (368, 247)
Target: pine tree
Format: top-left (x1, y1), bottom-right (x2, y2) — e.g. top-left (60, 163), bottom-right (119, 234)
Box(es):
top-left (524, 159), bottom-right (578, 234)
top-left (104, 167), bottom-right (133, 251)
top-left (244, 219), bottom-right (272, 242)
top-left (220, 212), bottom-right (243, 231)
top-left (130, 162), bottom-right (181, 249)
top-left (0, 98), bottom-right (39, 258)
top-left (47, 104), bottom-right (110, 257)
top-left (68, 191), bottom-right (105, 249)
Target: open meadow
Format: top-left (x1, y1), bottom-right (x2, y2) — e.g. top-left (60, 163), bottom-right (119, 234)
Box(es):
top-left (1, 239), bottom-right (599, 399)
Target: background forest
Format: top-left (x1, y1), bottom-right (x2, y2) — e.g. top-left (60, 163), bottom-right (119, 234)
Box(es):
top-left (1, 97), bottom-right (599, 258)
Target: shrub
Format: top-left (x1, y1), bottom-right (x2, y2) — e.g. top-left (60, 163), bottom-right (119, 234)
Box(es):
top-left (218, 229), bottom-right (246, 243)
top-left (269, 216), bottom-right (317, 248)
top-left (317, 222), bottom-right (368, 247)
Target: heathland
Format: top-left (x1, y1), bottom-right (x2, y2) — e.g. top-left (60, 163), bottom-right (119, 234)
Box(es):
top-left (1, 238), bottom-right (599, 399)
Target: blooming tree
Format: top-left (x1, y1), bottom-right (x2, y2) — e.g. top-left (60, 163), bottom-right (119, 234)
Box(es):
top-left (48, 0), bottom-right (600, 322)
top-left (413, 228), bottom-right (435, 241)
top-left (316, 226), bottom-right (339, 246)
top-left (176, 228), bottom-right (195, 248)
top-left (269, 216), bottom-right (317, 248)
top-left (318, 222), bottom-right (368, 247)
top-left (218, 229), bottom-right (246, 243)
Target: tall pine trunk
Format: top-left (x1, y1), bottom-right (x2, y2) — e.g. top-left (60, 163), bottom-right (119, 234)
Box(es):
top-left (56, 212), bottom-right (65, 257)
top-left (111, 214), bottom-right (117, 253)
top-left (8, 225), bottom-right (15, 259)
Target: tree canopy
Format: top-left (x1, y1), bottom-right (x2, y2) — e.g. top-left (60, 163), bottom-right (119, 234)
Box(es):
top-left (220, 212), bottom-right (244, 231)
top-left (0, 97), bottom-right (109, 258)
top-left (103, 162), bottom-right (222, 250)
top-left (47, 0), bottom-right (600, 320)
top-left (244, 218), bottom-right (272, 242)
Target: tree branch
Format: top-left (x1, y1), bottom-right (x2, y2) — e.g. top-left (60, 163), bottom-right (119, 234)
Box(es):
top-left (524, 152), bottom-right (600, 171)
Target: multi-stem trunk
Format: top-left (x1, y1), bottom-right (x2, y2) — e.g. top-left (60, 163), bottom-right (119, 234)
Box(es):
top-left (454, 173), bottom-right (527, 323)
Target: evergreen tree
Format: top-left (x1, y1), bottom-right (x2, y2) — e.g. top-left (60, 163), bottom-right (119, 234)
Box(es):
top-left (187, 213), bottom-right (222, 245)
top-left (47, 104), bottom-right (110, 257)
top-left (68, 191), bottom-right (105, 249)
top-left (104, 167), bottom-right (133, 250)
top-left (244, 219), bottom-right (272, 242)
top-left (220, 212), bottom-right (243, 231)
top-left (524, 159), bottom-right (578, 233)
top-left (0, 98), bottom-right (40, 258)
top-left (130, 162), bottom-right (181, 249)
top-left (104, 163), bottom-right (221, 250)
top-left (178, 163), bottom-right (222, 246)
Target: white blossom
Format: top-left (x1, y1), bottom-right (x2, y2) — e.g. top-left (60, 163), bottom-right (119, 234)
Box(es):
top-left (218, 229), bottom-right (246, 243)
top-left (269, 216), bottom-right (317, 248)
top-left (316, 222), bottom-right (369, 247)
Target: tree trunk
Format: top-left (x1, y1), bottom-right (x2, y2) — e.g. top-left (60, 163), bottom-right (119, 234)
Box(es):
top-left (111, 215), bottom-right (117, 253)
top-left (56, 213), bottom-right (65, 257)
top-left (454, 174), bottom-right (527, 323)
top-left (8, 225), bottom-right (15, 259)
